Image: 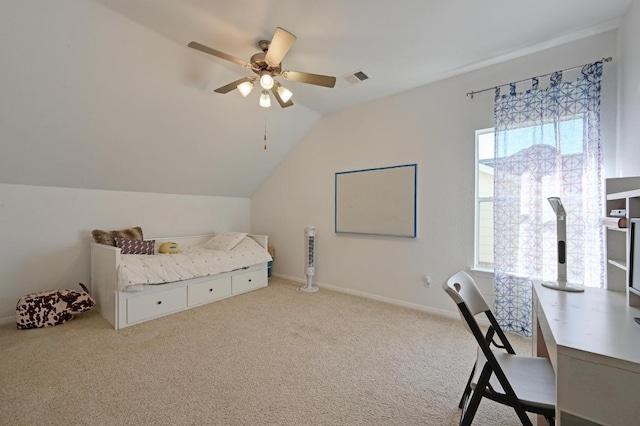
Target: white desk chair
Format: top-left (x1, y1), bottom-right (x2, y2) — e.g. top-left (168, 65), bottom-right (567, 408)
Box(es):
top-left (443, 270), bottom-right (556, 426)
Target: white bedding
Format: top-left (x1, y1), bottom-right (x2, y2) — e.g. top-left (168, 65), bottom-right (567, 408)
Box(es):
top-left (118, 236), bottom-right (272, 291)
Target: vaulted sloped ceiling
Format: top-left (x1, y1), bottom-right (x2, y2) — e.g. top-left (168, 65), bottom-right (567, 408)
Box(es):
top-left (0, 1), bottom-right (321, 197)
top-left (0, 0), bottom-right (631, 197)
top-left (94, 0), bottom-right (632, 115)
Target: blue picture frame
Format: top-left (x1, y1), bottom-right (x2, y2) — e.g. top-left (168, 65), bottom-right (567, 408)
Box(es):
top-left (335, 164), bottom-right (417, 238)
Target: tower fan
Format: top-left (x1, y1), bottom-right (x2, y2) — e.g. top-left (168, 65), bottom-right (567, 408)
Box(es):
top-left (298, 226), bottom-right (319, 292)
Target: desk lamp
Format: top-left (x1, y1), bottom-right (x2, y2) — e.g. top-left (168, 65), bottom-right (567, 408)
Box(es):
top-left (541, 197), bottom-right (584, 292)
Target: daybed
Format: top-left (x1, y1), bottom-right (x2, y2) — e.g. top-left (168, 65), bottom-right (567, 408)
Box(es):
top-left (90, 233), bottom-right (271, 329)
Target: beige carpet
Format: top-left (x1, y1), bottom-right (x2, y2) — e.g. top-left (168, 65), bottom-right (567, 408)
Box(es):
top-left (0, 278), bottom-right (533, 425)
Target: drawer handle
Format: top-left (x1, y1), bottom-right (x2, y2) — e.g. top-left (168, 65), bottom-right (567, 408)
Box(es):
top-left (209, 288), bottom-right (213, 292)
top-left (248, 279), bottom-right (252, 282)
top-left (157, 301), bottom-right (162, 305)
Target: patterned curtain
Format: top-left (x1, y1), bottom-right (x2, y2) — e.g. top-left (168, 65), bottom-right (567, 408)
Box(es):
top-left (493, 62), bottom-right (604, 336)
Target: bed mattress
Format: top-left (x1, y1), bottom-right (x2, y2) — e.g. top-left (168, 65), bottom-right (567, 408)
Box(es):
top-left (118, 236), bottom-right (272, 291)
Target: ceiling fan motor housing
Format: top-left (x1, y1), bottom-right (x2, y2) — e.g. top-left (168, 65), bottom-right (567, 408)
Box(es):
top-left (250, 51), bottom-right (281, 76)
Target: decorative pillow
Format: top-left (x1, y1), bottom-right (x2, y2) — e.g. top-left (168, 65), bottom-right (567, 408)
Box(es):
top-left (114, 238), bottom-right (155, 255)
top-left (92, 226), bottom-right (144, 246)
top-left (159, 241), bottom-right (181, 254)
top-left (203, 232), bottom-right (248, 251)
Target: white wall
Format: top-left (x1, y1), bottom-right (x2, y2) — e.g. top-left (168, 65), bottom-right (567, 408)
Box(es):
top-left (251, 31), bottom-right (619, 317)
top-left (0, 184), bottom-right (249, 322)
top-left (618, 0), bottom-right (640, 176)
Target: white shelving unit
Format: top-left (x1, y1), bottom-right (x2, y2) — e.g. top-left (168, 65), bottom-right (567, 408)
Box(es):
top-left (605, 177), bottom-right (640, 306)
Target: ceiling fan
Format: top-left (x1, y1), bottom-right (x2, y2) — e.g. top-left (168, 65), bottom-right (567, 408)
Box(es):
top-left (188, 27), bottom-right (336, 108)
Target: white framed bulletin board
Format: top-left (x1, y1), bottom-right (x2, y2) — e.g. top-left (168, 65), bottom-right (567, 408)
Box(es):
top-left (335, 164), bottom-right (417, 238)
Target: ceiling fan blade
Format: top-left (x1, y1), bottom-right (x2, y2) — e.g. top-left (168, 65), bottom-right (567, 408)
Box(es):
top-left (264, 27), bottom-right (296, 67)
top-left (188, 41), bottom-right (251, 69)
top-left (271, 87), bottom-right (294, 108)
top-left (282, 71), bottom-right (336, 88)
top-left (214, 77), bottom-right (253, 94)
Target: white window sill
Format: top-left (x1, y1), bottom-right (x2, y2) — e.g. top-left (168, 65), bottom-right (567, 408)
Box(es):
top-left (470, 267), bottom-right (494, 279)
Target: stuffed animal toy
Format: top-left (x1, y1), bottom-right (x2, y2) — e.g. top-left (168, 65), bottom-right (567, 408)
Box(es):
top-left (159, 241), bottom-right (181, 254)
top-left (16, 283), bottom-right (95, 329)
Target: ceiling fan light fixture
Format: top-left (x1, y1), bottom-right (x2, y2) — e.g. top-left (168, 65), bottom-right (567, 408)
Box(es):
top-left (259, 90), bottom-right (271, 108)
top-left (237, 81), bottom-right (254, 97)
top-left (277, 85), bottom-right (293, 102)
top-left (259, 71), bottom-right (274, 90)
top-left (189, 27), bottom-right (337, 110)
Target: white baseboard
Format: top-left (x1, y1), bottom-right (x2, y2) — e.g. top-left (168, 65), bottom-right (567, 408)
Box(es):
top-left (2, 276), bottom-right (482, 329)
top-left (0, 316), bottom-right (15, 326)
top-left (272, 273), bottom-right (461, 321)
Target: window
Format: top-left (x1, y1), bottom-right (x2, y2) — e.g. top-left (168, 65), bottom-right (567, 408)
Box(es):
top-left (474, 118), bottom-right (588, 272)
top-left (475, 128), bottom-right (495, 270)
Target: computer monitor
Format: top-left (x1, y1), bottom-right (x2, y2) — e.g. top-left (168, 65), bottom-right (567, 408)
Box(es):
top-left (629, 219), bottom-right (640, 296)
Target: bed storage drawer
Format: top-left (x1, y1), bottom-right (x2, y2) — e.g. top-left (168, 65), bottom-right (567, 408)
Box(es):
top-left (232, 268), bottom-right (267, 294)
top-left (188, 277), bottom-right (232, 307)
top-left (126, 287), bottom-right (187, 324)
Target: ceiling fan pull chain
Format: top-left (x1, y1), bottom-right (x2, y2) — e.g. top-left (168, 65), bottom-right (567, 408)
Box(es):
top-left (263, 109), bottom-right (268, 150)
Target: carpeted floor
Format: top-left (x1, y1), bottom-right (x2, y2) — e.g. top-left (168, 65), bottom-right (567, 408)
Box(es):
top-left (0, 278), bottom-right (533, 425)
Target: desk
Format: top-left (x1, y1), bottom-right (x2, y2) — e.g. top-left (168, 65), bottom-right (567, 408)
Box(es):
top-left (532, 281), bottom-right (640, 425)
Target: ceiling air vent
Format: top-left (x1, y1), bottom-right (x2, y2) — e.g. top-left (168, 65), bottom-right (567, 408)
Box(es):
top-left (341, 69), bottom-right (370, 86)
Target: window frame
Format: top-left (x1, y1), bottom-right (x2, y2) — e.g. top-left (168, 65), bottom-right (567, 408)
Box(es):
top-left (474, 127), bottom-right (495, 272)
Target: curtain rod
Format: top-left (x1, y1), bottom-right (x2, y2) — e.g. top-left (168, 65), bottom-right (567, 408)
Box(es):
top-left (466, 57), bottom-right (612, 99)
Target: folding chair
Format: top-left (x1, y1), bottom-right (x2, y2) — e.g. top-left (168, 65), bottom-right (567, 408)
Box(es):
top-left (443, 270), bottom-right (556, 426)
